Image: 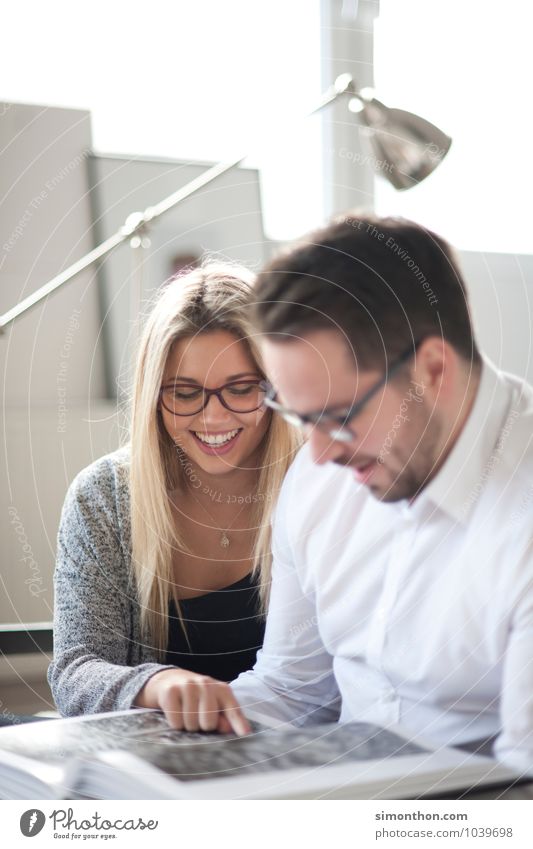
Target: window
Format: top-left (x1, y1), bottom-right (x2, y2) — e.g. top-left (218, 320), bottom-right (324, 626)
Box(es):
top-left (0, 0), bottom-right (323, 240)
top-left (374, 0), bottom-right (532, 252)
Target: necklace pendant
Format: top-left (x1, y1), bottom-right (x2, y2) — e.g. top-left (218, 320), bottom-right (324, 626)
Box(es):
top-left (220, 532), bottom-right (230, 549)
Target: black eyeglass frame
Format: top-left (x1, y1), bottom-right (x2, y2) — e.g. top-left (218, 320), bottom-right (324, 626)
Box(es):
top-left (260, 344), bottom-right (418, 443)
top-left (159, 378), bottom-right (267, 416)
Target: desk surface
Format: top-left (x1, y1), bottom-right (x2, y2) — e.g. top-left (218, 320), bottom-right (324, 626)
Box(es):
top-left (428, 782), bottom-right (533, 800)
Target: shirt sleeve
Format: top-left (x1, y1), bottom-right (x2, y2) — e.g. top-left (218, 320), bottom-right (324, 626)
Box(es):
top-left (231, 459), bottom-right (341, 726)
top-left (47, 462), bottom-right (176, 716)
top-left (493, 558), bottom-right (533, 776)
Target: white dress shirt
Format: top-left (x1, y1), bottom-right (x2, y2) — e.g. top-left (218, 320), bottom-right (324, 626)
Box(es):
top-left (232, 357), bottom-right (533, 774)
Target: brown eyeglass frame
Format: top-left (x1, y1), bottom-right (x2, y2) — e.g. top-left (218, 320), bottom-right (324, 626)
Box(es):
top-left (158, 379), bottom-right (267, 416)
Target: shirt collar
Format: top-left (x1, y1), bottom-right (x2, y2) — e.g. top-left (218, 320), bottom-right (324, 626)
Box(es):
top-left (412, 355), bottom-right (514, 524)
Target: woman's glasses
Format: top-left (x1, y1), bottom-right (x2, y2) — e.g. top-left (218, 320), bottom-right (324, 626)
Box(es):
top-left (159, 379), bottom-right (267, 416)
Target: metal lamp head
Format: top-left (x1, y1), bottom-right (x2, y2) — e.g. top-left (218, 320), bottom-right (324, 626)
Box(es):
top-left (357, 95), bottom-right (452, 189)
top-left (333, 75), bottom-right (452, 190)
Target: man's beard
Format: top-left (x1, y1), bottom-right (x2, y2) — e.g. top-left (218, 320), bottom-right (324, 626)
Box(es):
top-left (333, 409), bottom-right (444, 503)
top-left (375, 412), bottom-right (444, 502)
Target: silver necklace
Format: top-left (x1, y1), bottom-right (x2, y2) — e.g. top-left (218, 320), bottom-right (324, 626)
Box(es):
top-left (185, 484), bottom-right (251, 549)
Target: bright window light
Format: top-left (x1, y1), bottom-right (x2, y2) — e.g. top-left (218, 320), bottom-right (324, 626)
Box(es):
top-left (374, 0), bottom-right (533, 253)
top-left (0, 0), bottom-right (323, 241)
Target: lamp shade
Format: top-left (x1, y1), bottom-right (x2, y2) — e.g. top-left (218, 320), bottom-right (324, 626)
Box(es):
top-left (356, 96), bottom-right (452, 190)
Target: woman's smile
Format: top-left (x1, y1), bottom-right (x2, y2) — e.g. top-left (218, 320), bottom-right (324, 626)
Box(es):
top-left (190, 428), bottom-right (243, 455)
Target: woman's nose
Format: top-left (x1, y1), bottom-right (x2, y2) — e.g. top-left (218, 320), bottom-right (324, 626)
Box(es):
top-left (198, 392), bottom-right (234, 424)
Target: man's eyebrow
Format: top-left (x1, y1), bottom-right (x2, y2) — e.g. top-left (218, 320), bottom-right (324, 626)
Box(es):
top-left (285, 399), bottom-right (358, 418)
top-left (162, 371), bottom-right (261, 384)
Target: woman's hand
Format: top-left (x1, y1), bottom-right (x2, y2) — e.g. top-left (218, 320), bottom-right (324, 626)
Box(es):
top-left (133, 668), bottom-right (251, 735)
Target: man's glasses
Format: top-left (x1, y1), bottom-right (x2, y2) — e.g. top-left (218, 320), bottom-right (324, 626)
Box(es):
top-left (261, 345), bottom-right (417, 443)
top-left (159, 379), bottom-right (267, 416)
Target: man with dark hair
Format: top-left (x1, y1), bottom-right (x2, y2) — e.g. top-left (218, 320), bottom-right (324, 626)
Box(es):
top-left (231, 213), bottom-right (533, 774)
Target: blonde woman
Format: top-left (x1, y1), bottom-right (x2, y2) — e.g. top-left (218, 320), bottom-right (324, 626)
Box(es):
top-left (48, 263), bottom-right (299, 735)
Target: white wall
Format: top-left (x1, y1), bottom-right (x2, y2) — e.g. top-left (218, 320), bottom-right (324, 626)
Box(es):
top-left (0, 102), bottom-right (107, 403)
top-left (1, 103), bottom-right (112, 625)
top-left (1, 401), bottom-right (119, 624)
top-left (460, 250), bottom-right (533, 384)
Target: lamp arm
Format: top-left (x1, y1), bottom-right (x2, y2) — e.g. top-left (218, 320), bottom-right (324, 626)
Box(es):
top-left (0, 151), bottom-right (249, 333)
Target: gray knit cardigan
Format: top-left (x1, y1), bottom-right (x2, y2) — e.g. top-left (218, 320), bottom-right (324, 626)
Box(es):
top-left (47, 446), bottom-right (178, 716)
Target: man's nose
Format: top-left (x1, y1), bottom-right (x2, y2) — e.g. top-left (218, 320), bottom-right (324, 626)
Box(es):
top-left (307, 426), bottom-right (350, 466)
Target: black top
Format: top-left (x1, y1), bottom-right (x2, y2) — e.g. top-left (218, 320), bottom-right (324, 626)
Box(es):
top-left (165, 572), bottom-right (266, 682)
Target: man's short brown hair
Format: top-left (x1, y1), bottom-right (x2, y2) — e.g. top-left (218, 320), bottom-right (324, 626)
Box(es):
top-left (251, 212), bottom-right (481, 369)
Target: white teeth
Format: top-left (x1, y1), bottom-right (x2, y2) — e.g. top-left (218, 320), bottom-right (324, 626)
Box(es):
top-left (194, 429), bottom-right (240, 445)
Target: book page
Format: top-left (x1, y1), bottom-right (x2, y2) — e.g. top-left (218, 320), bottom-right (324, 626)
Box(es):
top-left (0, 710), bottom-right (249, 764)
top-left (117, 720), bottom-right (428, 783)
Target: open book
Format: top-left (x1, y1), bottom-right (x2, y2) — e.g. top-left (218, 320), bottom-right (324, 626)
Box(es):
top-left (0, 708), bottom-right (522, 800)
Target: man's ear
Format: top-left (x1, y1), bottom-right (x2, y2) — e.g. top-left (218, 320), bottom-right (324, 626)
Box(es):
top-left (412, 336), bottom-right (459, 401)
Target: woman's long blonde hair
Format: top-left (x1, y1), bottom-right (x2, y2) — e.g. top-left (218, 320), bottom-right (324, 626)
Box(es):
top-left (126, 261), bottom-right (300, 658)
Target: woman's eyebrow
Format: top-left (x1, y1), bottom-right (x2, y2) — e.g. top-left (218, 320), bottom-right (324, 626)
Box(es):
top-left (225, 371), bottom-right (262, 381)
top-left (162, 371), bottom-right (261, 384)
